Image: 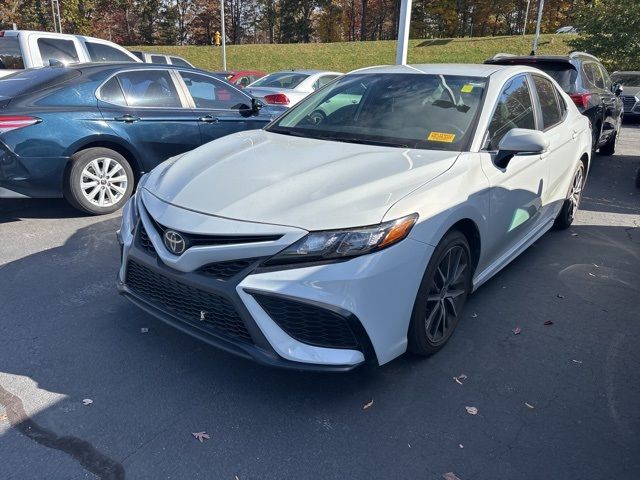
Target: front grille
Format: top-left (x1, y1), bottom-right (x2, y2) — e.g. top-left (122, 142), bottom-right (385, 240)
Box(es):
top-left (198, 258), bottom-right (259, 280)
top-left (137, 223), bottom-right (156, 257)
top-left (126, 260), bottom-right (253, 343)
top-left (252, 294), bottom-right (359, 349)
top-left (622, 95), bottom-right (637, 112)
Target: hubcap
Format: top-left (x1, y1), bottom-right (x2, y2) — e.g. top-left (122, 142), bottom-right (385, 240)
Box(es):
top-left (424, 245), bottom-right (468, 342)
top-left (567, 167), bottom-right (584, 221)
top-left (80, 157), bottom-right (128, 207)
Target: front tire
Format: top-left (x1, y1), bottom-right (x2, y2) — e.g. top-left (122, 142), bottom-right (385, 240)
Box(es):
top-left (63, 148), bottom-right (134, 215)
top-left (407, 230), bottom-right (472, 356)
top-left (553, 162), bottom-right (585, 230)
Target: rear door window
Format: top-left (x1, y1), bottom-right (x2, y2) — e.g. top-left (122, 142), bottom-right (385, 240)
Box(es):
top-left (179, 71), bottom-right (250, 109)
top-left (313, 75), bottom-right (339, 90)
top-left (169, 56), bottom-right (191, 67)
top-left (86, 42), bottom-right (134, 62)
top-left (98, 76), bottom-right (127, 106)
top-left (150, 55), bottom-right (168, 64)
top-left (37, 38), bottom-right (79, 65)
top-left (532, 75), bottom-right (563, 129)
top-left (0, 36), bottom-right (24, 69)
top-left (116, 70), bottom-right (182, 108)
top-left (487, 75), bottom-right (536, 150)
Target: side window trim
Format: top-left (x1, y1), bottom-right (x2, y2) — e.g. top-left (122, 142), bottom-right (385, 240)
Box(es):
top-left (96, 68), bottom-right (190, 109)
top-left (174, 69), bottom-right (252, 111)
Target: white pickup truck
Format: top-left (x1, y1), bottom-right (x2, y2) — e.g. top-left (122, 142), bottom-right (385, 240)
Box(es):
top-left (0, 30), bottom-right (140, 78)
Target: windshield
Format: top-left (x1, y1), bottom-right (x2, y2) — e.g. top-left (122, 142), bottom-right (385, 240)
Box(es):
top-left (249, 72), bottom-right (309, 89)
top-left (265, 73), bottom-right (487, 151)
top-left (611, 73), bottom-right (640, 87)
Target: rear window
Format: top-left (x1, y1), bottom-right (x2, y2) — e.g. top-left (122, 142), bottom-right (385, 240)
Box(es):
top-left (170, 56), bottom-right (191, 67)
top-left (0, 68), bottom-right (81, 98)
top-left (250, 72), bottom-right (309, 89)
top-left (534, 64), bottom-right (578, 92)
top-left (0, 36), bottom-right (24, 70)
top-left (150, 55), bottom-right (167, 64)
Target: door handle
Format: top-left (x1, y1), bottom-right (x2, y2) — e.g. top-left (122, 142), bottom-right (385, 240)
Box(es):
top-left (199, 115), bottom-right (219, 123)
top-left (114, 114), bottom-right (140, 123)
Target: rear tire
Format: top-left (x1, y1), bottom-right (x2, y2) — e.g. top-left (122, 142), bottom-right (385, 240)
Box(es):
top-left (407, 230), bottom-right (472, 356)
top-left (553, 162), bottom-right (585, 230)
top-left (63, 148), bottom-right (134, 215)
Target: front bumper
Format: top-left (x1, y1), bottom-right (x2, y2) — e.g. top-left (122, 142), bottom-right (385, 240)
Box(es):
top-left (0, 141), bottom-right (68, 198)
top-left (117, 190), bottom-right (433, 369)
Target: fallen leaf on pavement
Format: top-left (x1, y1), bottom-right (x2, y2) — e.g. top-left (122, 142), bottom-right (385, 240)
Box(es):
top-left (465, 406), bottom-right (478, 415)
top-left (82, 399), bottom-right (93, 406)
top-left (192, 431), bottom-right (210, 443)
top-left (140, 327), bottom-right (149, 333)
top-left (557, 294), bottom-right (565, 299)
top-left (543, 320), bottom-right (553, 326)
top-left (571, 233), bottom-right (578, 237)
top-left (459, 444), bottom-right (464, 449)
top-left (588, 273), bottom-right (595, 277)
top-left (453, 374), bottom-right (468, 385)
top-left (512, 327), bottom-right (521, 335)
top-left (572, 359), bottom-right (583, 364)
top-left (525, 402), bottom-right (535, 409)
top-left (471, 313), bottom-right (478, 318)
top-left (363, 399), bottom-right (374, 410)
top-left (443, 472), bottom-right (462, 480)
top-left (0, 413), bottom-right (8, 422)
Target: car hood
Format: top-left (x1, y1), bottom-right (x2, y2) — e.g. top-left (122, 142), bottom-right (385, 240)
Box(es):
top-left (143, 130), bottom-right (460, 231)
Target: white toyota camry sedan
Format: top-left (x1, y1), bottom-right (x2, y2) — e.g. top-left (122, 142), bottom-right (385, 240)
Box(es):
top-left (116, 64), bottom-right (591, 371)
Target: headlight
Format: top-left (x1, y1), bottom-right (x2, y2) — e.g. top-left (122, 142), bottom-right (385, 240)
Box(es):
top-left (261, 213), bottom-right (418, 268)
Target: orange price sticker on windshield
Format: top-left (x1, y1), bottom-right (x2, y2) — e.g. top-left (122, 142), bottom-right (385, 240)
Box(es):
top-left (427, 132), bottom-right (456, 143)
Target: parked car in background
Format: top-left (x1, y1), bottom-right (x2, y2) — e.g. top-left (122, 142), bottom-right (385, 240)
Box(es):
top-left (486, 52), bottom-right (623, 155)
top-left (208, 70), bottom-right (267, 88)
top-left (244, 70), bottom-right (342, 107)
top-left (129, 50), bottom-right (194, 68)
top-left (0, 30), bottom-right (140, 78)
top-left (0, 63), bottom-right (284, 214)
top-left (116, 64), bottom-right (591, 370)
top-left (611, 71), bottom-right (640, 118)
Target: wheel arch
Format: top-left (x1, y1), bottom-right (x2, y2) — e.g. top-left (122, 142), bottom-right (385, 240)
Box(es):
top-left (63, 136), bottom-right (144, 181)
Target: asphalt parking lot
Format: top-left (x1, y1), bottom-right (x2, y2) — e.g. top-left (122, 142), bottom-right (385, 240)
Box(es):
top-left (1, 124), bottom-right (639, 480)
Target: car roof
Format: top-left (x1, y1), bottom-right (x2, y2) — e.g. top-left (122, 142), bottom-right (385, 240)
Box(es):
top-left (271, 70), bottom-right (339, 75)
top-left (486, 52), bottom-right (600, 64)
top-left (55, 62), bottom-right (206, 74)
top-left (349, 63), bottom-right (521, 77)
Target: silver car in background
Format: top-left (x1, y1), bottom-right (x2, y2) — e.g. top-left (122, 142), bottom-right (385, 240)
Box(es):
top-left (244, 69), bottom-right (342, 107)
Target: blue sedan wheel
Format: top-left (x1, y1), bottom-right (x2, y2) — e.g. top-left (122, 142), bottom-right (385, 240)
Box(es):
top-left (64, 147), bottom-right (134, 215)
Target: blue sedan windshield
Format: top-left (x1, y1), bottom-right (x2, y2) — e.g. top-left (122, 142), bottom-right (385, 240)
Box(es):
top-left (266, 73), bottom-right (487, 151)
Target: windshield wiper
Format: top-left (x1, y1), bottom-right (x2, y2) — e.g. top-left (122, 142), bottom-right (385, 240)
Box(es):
top-left (320, 136), bottom-right (410, 148)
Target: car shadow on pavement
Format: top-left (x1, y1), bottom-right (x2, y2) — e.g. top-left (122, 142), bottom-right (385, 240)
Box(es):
top-left (0, 201), bottom-right (639, 478)
top-left (0, 199), bottom-right (90, 223)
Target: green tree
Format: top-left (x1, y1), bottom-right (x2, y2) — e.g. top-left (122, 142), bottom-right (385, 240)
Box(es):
top-left (570, 0), bottom-right (640, 71)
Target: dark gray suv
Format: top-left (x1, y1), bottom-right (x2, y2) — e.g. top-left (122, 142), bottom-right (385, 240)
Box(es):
top-left (486, 52), bottom-right (624, 155)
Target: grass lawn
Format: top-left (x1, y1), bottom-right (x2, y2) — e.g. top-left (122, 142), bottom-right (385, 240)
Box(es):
top-left (129, 34), bottom-right (575, 73)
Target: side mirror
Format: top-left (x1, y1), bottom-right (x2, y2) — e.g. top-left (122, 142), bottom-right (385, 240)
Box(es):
top-left (612, 83), bottom-right (623, 96)
top-left (494, 128), bottom-right (549, 169)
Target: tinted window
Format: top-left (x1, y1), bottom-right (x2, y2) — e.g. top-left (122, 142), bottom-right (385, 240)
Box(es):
top-left (535, 64), bottom-right (577, 92)
top-left (0, 36), bottom-right (24, 69)
top-left (268, 73), bottom-right (487, 151)
top-left (37, 38), bottom-right (79, 64)
top-left (487, 75), bottom-right (535, 149)
top-left (150, 55), bottom-right (167, 64)
top-left (598, 65), bottom-right (611, 88)
top-left (99, 77), bottom-right (127, 105)
top-left (533, 75), bottom-right (563, 129)
top-left (179, 72), bottom-right (249, 109)
top-left (86, 42), bottom-right (133, 62)
top-left (130, 51), bottom-right (144, 61)
top-left (250, 72), bottom-right (309, 89)
top-left (0, 68), bottom-right (80, 98)
top-left (116, 70), bottom-right (181, 108)
top-left (313, 75), bottom-right (339, 90)
top-left (169, 56), bottom-right (191, 67)
top-left (582, 62), bottom-right (605, 89)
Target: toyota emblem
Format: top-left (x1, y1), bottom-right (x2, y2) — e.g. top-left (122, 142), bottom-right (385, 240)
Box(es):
top-left (163, 230), bottom-right (186, 255)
